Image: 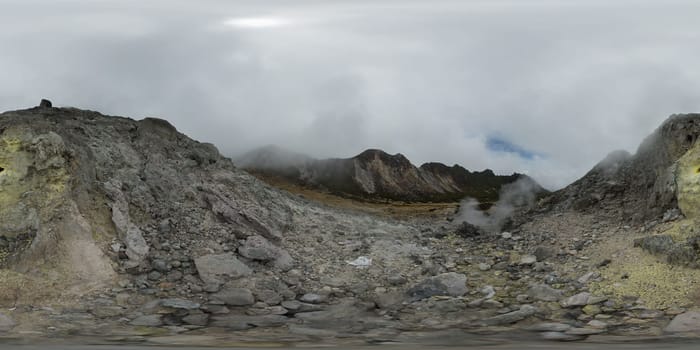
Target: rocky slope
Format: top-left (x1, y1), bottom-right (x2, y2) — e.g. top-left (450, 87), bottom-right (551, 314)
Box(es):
top-left (1, 104), bottom-right (700, 345)
top-left (525, 113), bottom-right (700, 268)
top-left (238, 146), bottom-right (546, 204)
top-left (539, 114), bottom-right (700, 223)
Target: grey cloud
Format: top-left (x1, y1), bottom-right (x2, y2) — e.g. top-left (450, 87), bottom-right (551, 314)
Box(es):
top-left (2, 0), bottom-right (700, 189)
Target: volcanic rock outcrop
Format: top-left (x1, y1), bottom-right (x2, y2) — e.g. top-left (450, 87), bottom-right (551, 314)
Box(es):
top-left (0, 105), bottom-right (294, 299)
top-left (530, 114), bottom-right (700, 268)
top-left (541, 114), bottom-right (700, 223)
top-left (238, 145), bottom-right (546, 204)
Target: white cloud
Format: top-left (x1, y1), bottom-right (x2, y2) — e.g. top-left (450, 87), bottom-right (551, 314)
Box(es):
top-left (223, 17), bottom-right (291, 29)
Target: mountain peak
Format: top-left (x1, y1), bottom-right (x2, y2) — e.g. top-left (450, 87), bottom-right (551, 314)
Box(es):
top-left (354, 149), bottom-right (412, 167)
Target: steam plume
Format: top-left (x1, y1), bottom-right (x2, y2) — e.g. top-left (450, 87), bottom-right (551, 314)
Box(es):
top-left (456, 177), bottom-right (541, 232)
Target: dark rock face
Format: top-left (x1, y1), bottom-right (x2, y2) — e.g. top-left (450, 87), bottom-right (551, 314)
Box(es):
top-left (0, 106), bottom-right (295, 298)
top-left (634, 235), bottom-right (700, 266)
top-left (39, 99), bottom-right (52, 108)
top-left (238, 147), bottom-right (547, 204)
top-left (455, 221), bottom-right (483, 238)
top-left (407, 272), bottom-right (467, 300)
top-left (539, 114), bottom-right (700, 223)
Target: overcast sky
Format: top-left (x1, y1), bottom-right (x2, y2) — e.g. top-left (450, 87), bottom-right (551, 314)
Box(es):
top-left (2, 0), bottom-right (700, 189)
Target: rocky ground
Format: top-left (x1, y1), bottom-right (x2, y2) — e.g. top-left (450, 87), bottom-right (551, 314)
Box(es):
top-left (0, 105), bottom-right (700, 346)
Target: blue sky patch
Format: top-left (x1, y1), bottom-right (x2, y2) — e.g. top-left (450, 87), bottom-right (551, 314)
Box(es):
top-left (486, 137), bottom-right (539, 160)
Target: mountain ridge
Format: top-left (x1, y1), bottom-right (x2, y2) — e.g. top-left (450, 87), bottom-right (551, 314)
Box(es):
top-left (237, 146), bottom-right (546, 204)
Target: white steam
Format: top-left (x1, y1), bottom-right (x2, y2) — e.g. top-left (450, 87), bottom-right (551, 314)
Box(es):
top-left (456, 177), bottom-right (542, 232)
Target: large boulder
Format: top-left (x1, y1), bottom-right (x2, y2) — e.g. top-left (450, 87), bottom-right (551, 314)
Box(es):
top-left (407, 272), bottom-right (467, 300)
top-left (527, 284), bottom-right (564, 302)
top-left (482, 305), bottom-right (538, 325)
top-left (210, 287), bottom-right (255, 306)
top-left (665, 311), bottom-right (700, 333)
top-left (238, 235), bottom-right (280, 261)
top-left (194, 253), bottom-right (252, 286)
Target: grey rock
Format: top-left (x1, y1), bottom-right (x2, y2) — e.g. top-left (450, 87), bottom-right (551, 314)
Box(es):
top-left (140, 299), bottom-right (164, 314)
top-left (492, 262), bottom-right (509, 270)
top-left (468, 298), bottom-right (484, 308)
top-left (182, 313), bottom-right (209, 326)
top-left (587, 295), bottom-right (608, 304)
top-left (577, 271), bottom-right (600, 284)
top-left (526, 322), bottom-right (572, 332)
top-left (587, 320), bottom-right (608, 329)
top-left (482, 305), bottom-right (538, 325)
top-left (267, 306), bottom-right (289, 315)
top-left (533, 246), bottom-right (556, 261)
top-left (209, 315), bottom-right (289, 329)
top-left (194, 253), bottom-right (252, 285)
top-left (300, 293), bottom-right (327, 304)
top-left (560, 292), bottom-right (591, 307)
top-left (387, 274), bottom-right (407, 285)
top-left (565, 327), bottom-right (606, 336)
top-left (455, 221), bottom-right (483, 237)
top-left (166, 270), bottom-right (183, 282)
top-left (321, 277), bottom-right (346, 288)
top-left (201, 304), bottom-right (230, 314)
top-left (129, 315), bottom-right (163, 327)
top-left (374, 291), bottom-right (405, 310)
top-left (481, 285), bottom-right (496, 299)
top-left (288, 325), bottom-right (339, 337)
top-left (482, 299), bottom-right (503, 309)
top-left (0, 313), bottom-right (16, 332)
top-left (540, 332), bottom-right (586, 341)
top-left (281, 300), bottom-right (323, 314)
top-left (208, 199), bottom-right (283, 243)
top-left (238, 235), bottom-right (279, 261)
top-left (211, 288), bottom-right (255, 306)
top-left (161, 298), bottom-right (200, 310)
top-left (407, 272), bottom-right (467, 300)
top-left (152, 259), bottom-right (169, 273)
top-left (39, 99), bottom-right (52, 108)
top-left (634, 235), bottom-right (675, 255)
top-left (147, 271), bottom-right (162, 281)
top-left (204, 282), bottom-right (221, 293)
top-left (273, 250), bottom-right (295, 271)
top-left (516, 294), bottom-right (532, 303)
top-left (289, 299), bottom-right (371, 330)
top-left (91, 306), bottom-right (125, 318)
top-left (255, 289), bottom-right (283, 306)
top-left (527, 284), bottom-right (564, 302)
top-left (519, 255), bottom-right (538, 265)
top-left (104, 180), bottom-right (150, 265)
top-left (638, 309), bottom-right (665, 319)
top-left (663, 208), bottom-right (682, 222)
top-left (665, 311), bottom-right (700, 333)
